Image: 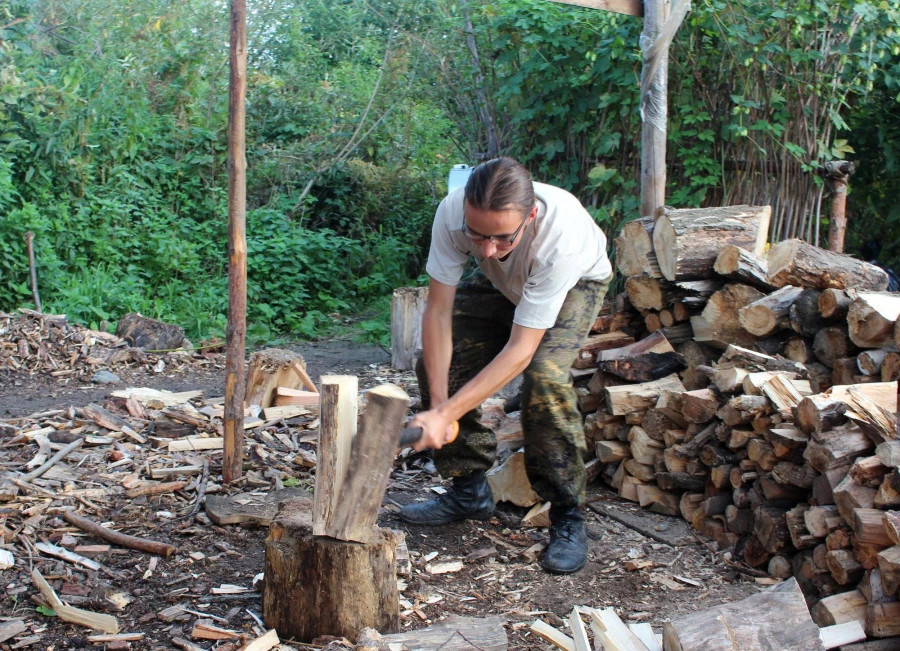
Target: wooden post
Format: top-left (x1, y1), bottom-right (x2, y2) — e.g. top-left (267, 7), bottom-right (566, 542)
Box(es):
top-left (640, 0), bottom-right (669, 218)
top-left (819, 160), bottom-right (855, 253)
top-left (223, 0), bottom-right (248, 484)
top-left (24, 231), bottom-right (41, 312)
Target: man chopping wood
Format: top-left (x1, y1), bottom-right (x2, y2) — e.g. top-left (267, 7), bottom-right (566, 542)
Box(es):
top-left (400, 157), bottom-right (613, 574)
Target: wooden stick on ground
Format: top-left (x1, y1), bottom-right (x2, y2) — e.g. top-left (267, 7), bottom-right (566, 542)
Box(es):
top-left (19, 438), bottom-right (83, 482)
top-left (63, 511), bottom-right (176, 557)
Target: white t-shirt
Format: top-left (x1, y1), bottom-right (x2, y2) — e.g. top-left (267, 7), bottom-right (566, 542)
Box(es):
top-left (425, 182), bottom-right (612, 329)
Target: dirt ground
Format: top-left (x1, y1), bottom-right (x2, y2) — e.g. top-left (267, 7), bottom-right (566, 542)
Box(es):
top-left (0, 336), bottom-right (766, 650)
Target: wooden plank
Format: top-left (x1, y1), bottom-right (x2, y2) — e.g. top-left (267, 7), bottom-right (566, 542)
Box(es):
top-left (382, 615), bottom-right (507, 650)
top-left (589, 608), bottom-right (650, 651)
top-left (568, 609), bottom-right (591, 651)
top-left (545, 0), bottom-right (643, 17)
top-left (819, 621), bottom-right (866, 649)
top-left (31, 568), bottom-right (119, 634)
top-left (313, 375), bottom-right (358, 536)
top-left (168, 437), bottom-right (225, 452)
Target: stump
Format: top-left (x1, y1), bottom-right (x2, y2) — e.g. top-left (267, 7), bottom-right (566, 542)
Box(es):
top-left (262, 498), bottom-right (401, 642)
top-left (244, 348), bottom-right (313, 409)
top-left (390, 286), bottom-right (428, 371)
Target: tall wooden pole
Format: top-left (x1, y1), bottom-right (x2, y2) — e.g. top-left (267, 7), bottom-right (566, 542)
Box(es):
top-left (224, 0), bottom-right (248, 484)
top-left (820, 160), bottom-right (855, 253)
top-left (640, 0), bottom-right (669, 218)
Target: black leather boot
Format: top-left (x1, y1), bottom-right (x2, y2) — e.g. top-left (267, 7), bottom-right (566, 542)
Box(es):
top-left (541, 506), bottom-right (587, 574)
top-left (400, 470), bottom-right (495, 525)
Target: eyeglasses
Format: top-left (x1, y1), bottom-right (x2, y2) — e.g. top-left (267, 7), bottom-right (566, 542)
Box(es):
top-left (462, 210), bottom-right (530, 248)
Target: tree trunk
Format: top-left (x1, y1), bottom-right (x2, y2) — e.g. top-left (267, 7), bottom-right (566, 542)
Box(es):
top-left (263, 498), bottom-right (401, 642)
top-left (653, 205), bottom-right (770, 281)
top-left (390, 287), bottom-right (428, 371)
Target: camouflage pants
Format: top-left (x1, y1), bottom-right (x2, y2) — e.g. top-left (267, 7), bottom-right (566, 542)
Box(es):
top-left (415, 272), bottom-right (610, 509)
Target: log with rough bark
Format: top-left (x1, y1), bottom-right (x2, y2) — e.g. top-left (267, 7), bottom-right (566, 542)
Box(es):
top-left (390, 286), bottom-right (428, 371)
top-left (615, 216), bottom-right (659, 277)
top-left (783, 336), bottom-right (815, 365)
top-left (738, 285), bottom-right (804, 337)
top-left (804, 424), bottom-right (874, 473)
top-left (691, 284), bottom-right (766, 348)
top-left (858, 349), bottom-right (889, 377)
top-left (245, 348), bottom-right (312, 409)
top-left (263, 498), bottom-right (401, 642)
top-left (652, 204), bottom-right (770, 282)
top-left (813, 326), bottom-right (857, 368)
top-left (713, 244), bottom-right (775, 291)
top-left (790, 288), bottom-right (828, 337)
top-left (662, 577), bottom-right (822, 651)
top-left (768, 239), bottom-right (890, 290)
top-left (848, 292), bottom-right (900, 349)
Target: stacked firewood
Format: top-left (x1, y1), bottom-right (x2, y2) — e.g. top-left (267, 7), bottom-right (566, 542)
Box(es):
top-left (571, 205), bottom-right (900, 640)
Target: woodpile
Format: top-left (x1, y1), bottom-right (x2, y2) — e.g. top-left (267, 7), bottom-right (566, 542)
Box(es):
top-left (568, 212), bottom-right (900, 644)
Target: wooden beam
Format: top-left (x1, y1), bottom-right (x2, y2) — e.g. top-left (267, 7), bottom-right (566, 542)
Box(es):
top-left (545, 0), bottom-right (643, 17)
top-left (223, 0), bottom-right (248, 484)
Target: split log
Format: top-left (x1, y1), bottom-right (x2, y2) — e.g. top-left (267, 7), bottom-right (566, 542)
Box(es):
top-left (245, 349), bottom-right (312, 409)
top-left (604, 374), bottom-right (686, 416)
top-left (867, 602), bottom-right (900, 637)
top-left (826, 549), bottom-right (864, 585)
top-left (615, 216), bottom-right (659, 277)
top-left (880, 352), bottom-right (900, 382)
top-left (82, 403), bottom-right (145, 444)
top-left (652, 204), bottom-right (770, 281)
top-left (486, 451), bottom-right (540, 507)
top-left (794, 395), bottom-right (848, 433)
top-left (833, 474), bottom-right (877, 523)
top-left (691, 284), bottom-right (766, 348)
top-left (263, 498), bottom-right (401, 642)
top-left (804, 424), bottom-right (874, 473)
top-left (718, 343), bottom-right (807, 376)
top-left (848, 293), bottom-right (900, 349)
top-left (662, 577), bottom-right (822, 651)
top-left (313, 376), bottom-right (358, 537)
top-left (713, 244), bottom-right (775, 291)
top-left (323, 383), bottom-right (409, 543)
top-left (738, 285), bottom-right (804, 336)
top-left (876, 544), bottom-right (900, 594)
top-left (767, 239), bottom-right (889, 290)
top-left (390, 286), bottom-right (427, 371)
top-left (812, 589), bottom-right (867, 627)
top-left (878, 441), bottom-right (900, 469)
top-left (853, 508), bottom-right (893, 550)
top-left (680, 388), bottom-right (718, 424)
